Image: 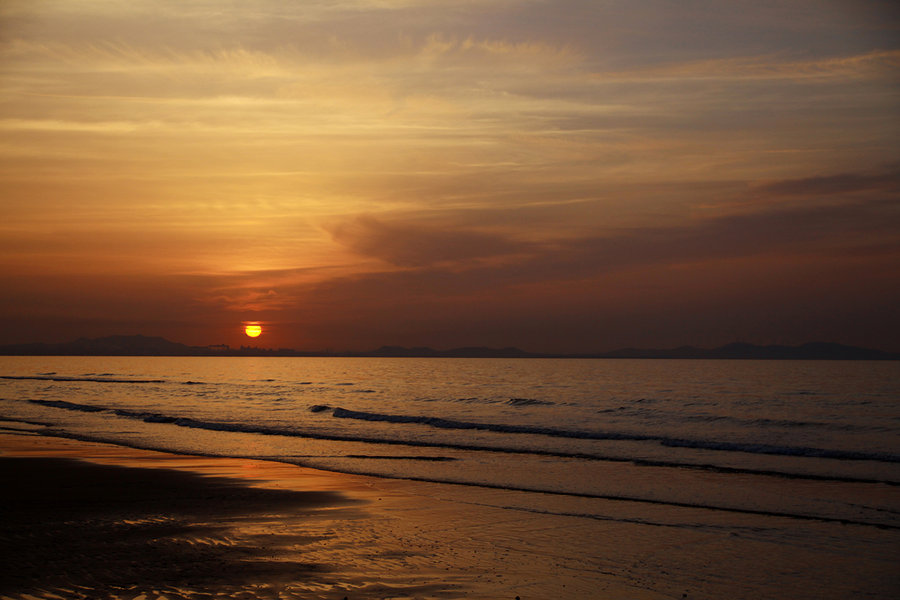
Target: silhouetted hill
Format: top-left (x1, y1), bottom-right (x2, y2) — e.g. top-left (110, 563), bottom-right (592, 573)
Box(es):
top-left (0, 335), bottom-right (197, 356)
top-left (596, 342), bottom-right (899, 360)
top-left (369, 345), bottom-right (440, 357)
top-left (0, 336), bottom-right (895, 359)
top-left (368, 345), bottom-right (533, 358)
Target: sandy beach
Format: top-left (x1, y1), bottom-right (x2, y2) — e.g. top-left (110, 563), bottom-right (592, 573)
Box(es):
top-left (0, 432), bottom-right (677, 600)
top-left (2, 429), bottom-right (898, 600)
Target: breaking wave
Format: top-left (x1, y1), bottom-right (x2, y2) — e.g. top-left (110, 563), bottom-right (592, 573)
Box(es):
top-left (331, 407), bottom-right (900, 463)
top-left (506, 398), bottom-right (554, 407)
top-left (26, 398), bottom-right (900, 466)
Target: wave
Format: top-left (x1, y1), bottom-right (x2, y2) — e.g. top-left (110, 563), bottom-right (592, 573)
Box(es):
top-left (419, 396), bottom-right (498, 405)
top-left (330, 407), bottom-right (900, 464)
top-left (659, 438), bottom-right (900, 462)
top-left (2, 374), bottom-right (217, 387)
top-left (30, 399), bottom-right (106, 412)
top-left (3, 375), bottom-right (167, 384)
top-left (506, 397), bottom-right (554, 407)
top-left (677, 412), bottom-right (875, 433)
top-left (24, 399), bottom-right (900, 485)
top-left (598, 405), bottom-right (876, 433)
top-left (331, 406), bottom-right (622, 438)
top-left (345, 454), bottom-right (457, 461)
top-left (21, 426), bottom-right (900, 531)
top-left (0, 415), bottom-right (52, 427)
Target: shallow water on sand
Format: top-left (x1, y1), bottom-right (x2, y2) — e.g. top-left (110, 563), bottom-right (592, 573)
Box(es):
top-left (1, 357), bottom-right (899, 598)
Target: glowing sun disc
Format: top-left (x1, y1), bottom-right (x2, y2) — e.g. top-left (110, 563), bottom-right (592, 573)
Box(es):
top-left (244, 324), bottom-right (262, 338)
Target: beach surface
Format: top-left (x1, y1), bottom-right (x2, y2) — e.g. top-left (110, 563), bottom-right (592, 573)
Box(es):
top-left (0, 432), bottom-right (676, 600)
top-left (2, 430), bottom-right (898, 599)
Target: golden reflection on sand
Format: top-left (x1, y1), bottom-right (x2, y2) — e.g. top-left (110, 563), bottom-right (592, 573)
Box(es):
top-left (0, 433), bottom-right (673, 599)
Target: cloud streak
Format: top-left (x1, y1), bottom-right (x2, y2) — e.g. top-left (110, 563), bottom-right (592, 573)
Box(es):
top-left (324, 188), bottom-right (899, 287)
top-left (328, 215), bottom-right (532, 268)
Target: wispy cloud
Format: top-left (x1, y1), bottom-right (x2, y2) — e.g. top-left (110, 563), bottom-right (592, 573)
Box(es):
top-left (325, 189), bottom-right (899, 286)
top-left (754, 168), bottom-right (900, 196)
top-left (328, 214), bottom-right (532, 268)
top-left (595, 50), bottom-right (900, 82)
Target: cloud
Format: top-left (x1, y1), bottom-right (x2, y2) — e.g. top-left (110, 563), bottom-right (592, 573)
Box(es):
top-left (413, 33), bottom-right (578, 68)
top-left (549, 195), bottom-right (899, 278)
top-left (284, 195), bottom-right (900, 351)
top-left (754, 169), bottom-right (900, 197)
top-left (328, 214), bottom-right (531, 267)
top-left (594, 50), bottom-right (900, 82)
top-left (317, 192), bottom-right (900, 298)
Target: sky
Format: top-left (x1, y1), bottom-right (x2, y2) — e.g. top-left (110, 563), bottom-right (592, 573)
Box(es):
top-left (1, 0), bottom-right (898, 352)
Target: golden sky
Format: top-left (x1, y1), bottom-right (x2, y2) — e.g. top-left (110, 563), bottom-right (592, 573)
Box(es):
top-left (1, 0), bottom-right (899, 351)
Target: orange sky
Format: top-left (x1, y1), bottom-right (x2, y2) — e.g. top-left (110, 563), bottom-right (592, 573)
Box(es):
top-left (1, 1), bottom-right (899, 352)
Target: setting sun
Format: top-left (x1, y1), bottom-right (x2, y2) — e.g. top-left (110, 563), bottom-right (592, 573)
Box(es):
top-left (244, 324), bottom-right (262, 338)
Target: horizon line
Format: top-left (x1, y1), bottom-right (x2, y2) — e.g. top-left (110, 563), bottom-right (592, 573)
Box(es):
top-left (0, 335), bottom-right (897, 360)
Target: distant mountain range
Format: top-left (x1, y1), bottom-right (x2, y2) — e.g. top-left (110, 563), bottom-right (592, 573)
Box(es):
top-left (0, 335), bottom-right (896, 360)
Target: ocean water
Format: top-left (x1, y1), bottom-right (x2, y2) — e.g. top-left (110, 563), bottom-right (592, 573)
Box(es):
top-left (3, 356), bottom-right (900, 599)
top-left (1, 356), bottom-right (897, 531)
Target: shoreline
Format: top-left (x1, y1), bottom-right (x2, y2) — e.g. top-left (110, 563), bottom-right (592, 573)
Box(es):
top-left (2, 431), bottom-right (898, 599)
top-left (0, 432), bottom-right (672, 600)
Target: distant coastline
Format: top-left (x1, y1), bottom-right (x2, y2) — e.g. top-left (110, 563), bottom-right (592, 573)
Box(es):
top-left (0, 335), bottom-right (896, 360)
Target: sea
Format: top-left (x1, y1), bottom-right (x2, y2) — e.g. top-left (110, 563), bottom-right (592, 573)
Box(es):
top-left (1, 356), bottom-right (898, 596)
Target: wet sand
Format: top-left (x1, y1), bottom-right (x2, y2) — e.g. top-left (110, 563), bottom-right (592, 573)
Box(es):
top-left (2, 432), bottom-right (897, 599)
top-left (0, 433), bottom-right (672, 600)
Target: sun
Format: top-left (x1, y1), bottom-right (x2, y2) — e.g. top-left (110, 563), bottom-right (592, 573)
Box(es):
top-left (244, 324), bottom-right (262, 338)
